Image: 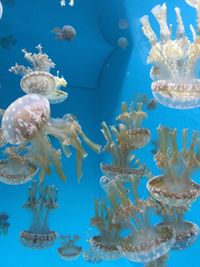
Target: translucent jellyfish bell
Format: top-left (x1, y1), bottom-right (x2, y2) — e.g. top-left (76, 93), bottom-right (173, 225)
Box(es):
top-left (58, 235), bottom-right (82, 260)
top-left (9, 45), bottom-right (68, 104)
top-left (140, 2), bottom-right (200, 109)
top-left (117, 224), bottom-right (175, 263)
top-left (0, 157), bottom-right (38, 185)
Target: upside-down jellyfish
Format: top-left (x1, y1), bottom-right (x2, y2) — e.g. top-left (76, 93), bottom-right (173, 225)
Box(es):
top-left (1, 94), bottom-right (100, 182)
top-left (58, 235), bottom-right (82, 260)
top-left (52, 25), bottom-right (76, 41)
top-left (20, 181), bottom-right (58, 249)
top-left (147, 126), bottom-right (200, 207)
top-left (9, 44), bottom-right (68, 104)
top-left (140, 1), bottom-right (200, 109)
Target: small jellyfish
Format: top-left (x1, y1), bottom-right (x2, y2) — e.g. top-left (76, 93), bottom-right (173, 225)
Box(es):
top-left (60, 0), bottom-right (74, 7)
top-left (9, 44), bottom-right (68, 104)
top-left (0, 35), bottom-right (17, 49)
top-left (118, 19), bottom-right (129, 30)
top-left (117, 37), bottom-right (128, 49)
top-left (1, 94), bottom-right (100, 182)
top-left (147, 127), bottom-right (200, 207)
top-left (0, 212), bottom-right (9, 236)
top-left (58, 235), bottom-right (82, 260)
top-left (52, 25), bottom-right (76, 41)
top-left (20, 181), bottom-right (58, 249)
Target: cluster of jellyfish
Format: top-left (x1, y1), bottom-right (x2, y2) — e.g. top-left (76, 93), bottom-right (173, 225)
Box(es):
top-left (0, 44), bottom-right (100, 257)
top-left (83, 100), bottom-right (200, 266)
top-left (1, 0), bottom-right (200, 265)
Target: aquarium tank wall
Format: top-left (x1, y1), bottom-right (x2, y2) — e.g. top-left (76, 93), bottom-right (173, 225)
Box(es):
top-left (1, 0), bottom-right (200, 267)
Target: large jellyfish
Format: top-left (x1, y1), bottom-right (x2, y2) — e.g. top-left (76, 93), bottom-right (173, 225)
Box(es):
top-left (1, 94), bottom-right (100, 182)
top-left (9, 44), bottom-right (68, 104)
top-left (100, 101), bottom-right (151, 182)
top-left (20, 181), bottom-right (58, 249)
top-left (140, 1), bottom-right (200, 109)
top-left (147, 126), bottom-right (200, 207)
top-left (58, 235), bottom-right (82, 260)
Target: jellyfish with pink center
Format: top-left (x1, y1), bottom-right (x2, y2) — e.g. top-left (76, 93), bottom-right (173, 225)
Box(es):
top-left (1, 94), bottom-right (100, 182)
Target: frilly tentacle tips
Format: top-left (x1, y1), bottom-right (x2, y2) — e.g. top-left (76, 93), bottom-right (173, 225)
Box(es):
top-left (140, 1), bottom-right (200, 109)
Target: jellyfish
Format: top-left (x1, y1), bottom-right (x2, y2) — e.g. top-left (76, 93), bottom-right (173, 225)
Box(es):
top-left (100, 102), bottom-right (151, 181)
top-left (0, 146), bottom-right (38, 185)
top-left (20, 181), bottom-right (58, 249)
top-left (154, 203), bottom-right (199, 250)
top-left (58, 235), bottom-right (82, 260)
top-left (1, 94), bottom-right (100, 182)
top-left (9, 44), bottom-right (68, 104)
top-left (0, 212), bottom-right (9, 236)
top-left (118, 19), bottom-right (129, 30)
top-left (84, 200), bottom-right (122, 261)
top-left (117, 37), bottom-right (129, 49)
top-left (140, 1), bottom-right (200, 109)
top-left (52, 25), bottom-right (76, 41)
top-left (147, 126), bottom-right (200, 207)
top-left (108, 181), bottom-right (175, 263)
top-left (60, 0), bottom-right (74, 7)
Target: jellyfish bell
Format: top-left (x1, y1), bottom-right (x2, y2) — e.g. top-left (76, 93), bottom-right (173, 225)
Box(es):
top-left (100, 163), bottom-right (144, 181)
top-left (117, 224), bottom-right (175, 263)
top-left (20, 71), bottom-right (68, 104)
top-left (0, 158), bottom-right (38, 185)
top-left (57, 235), bottom-right (82, 261)
top-left (2, 94), bottom-right (50, 145)
top-left (89, 235), bottom-right (121, 261)
top-left (147, 176), bottom-right (200, 207)
top-left (158, 221), bottom-right (199, 251)
top-left (127, 128), bottom-right (151, 148)
top-left (20, 230), bottom-right (57, 249)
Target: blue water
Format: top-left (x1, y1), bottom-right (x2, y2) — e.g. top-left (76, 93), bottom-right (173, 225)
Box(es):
top-left (0, 0), bottom-right (200, 266)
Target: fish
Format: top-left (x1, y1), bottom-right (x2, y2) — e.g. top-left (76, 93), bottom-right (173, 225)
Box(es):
top-left (0, 35), bottom-right (17, 49)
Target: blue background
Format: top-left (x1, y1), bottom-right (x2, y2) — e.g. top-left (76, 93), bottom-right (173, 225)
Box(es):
top-left (0, 0), bottom-right (200, 266)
